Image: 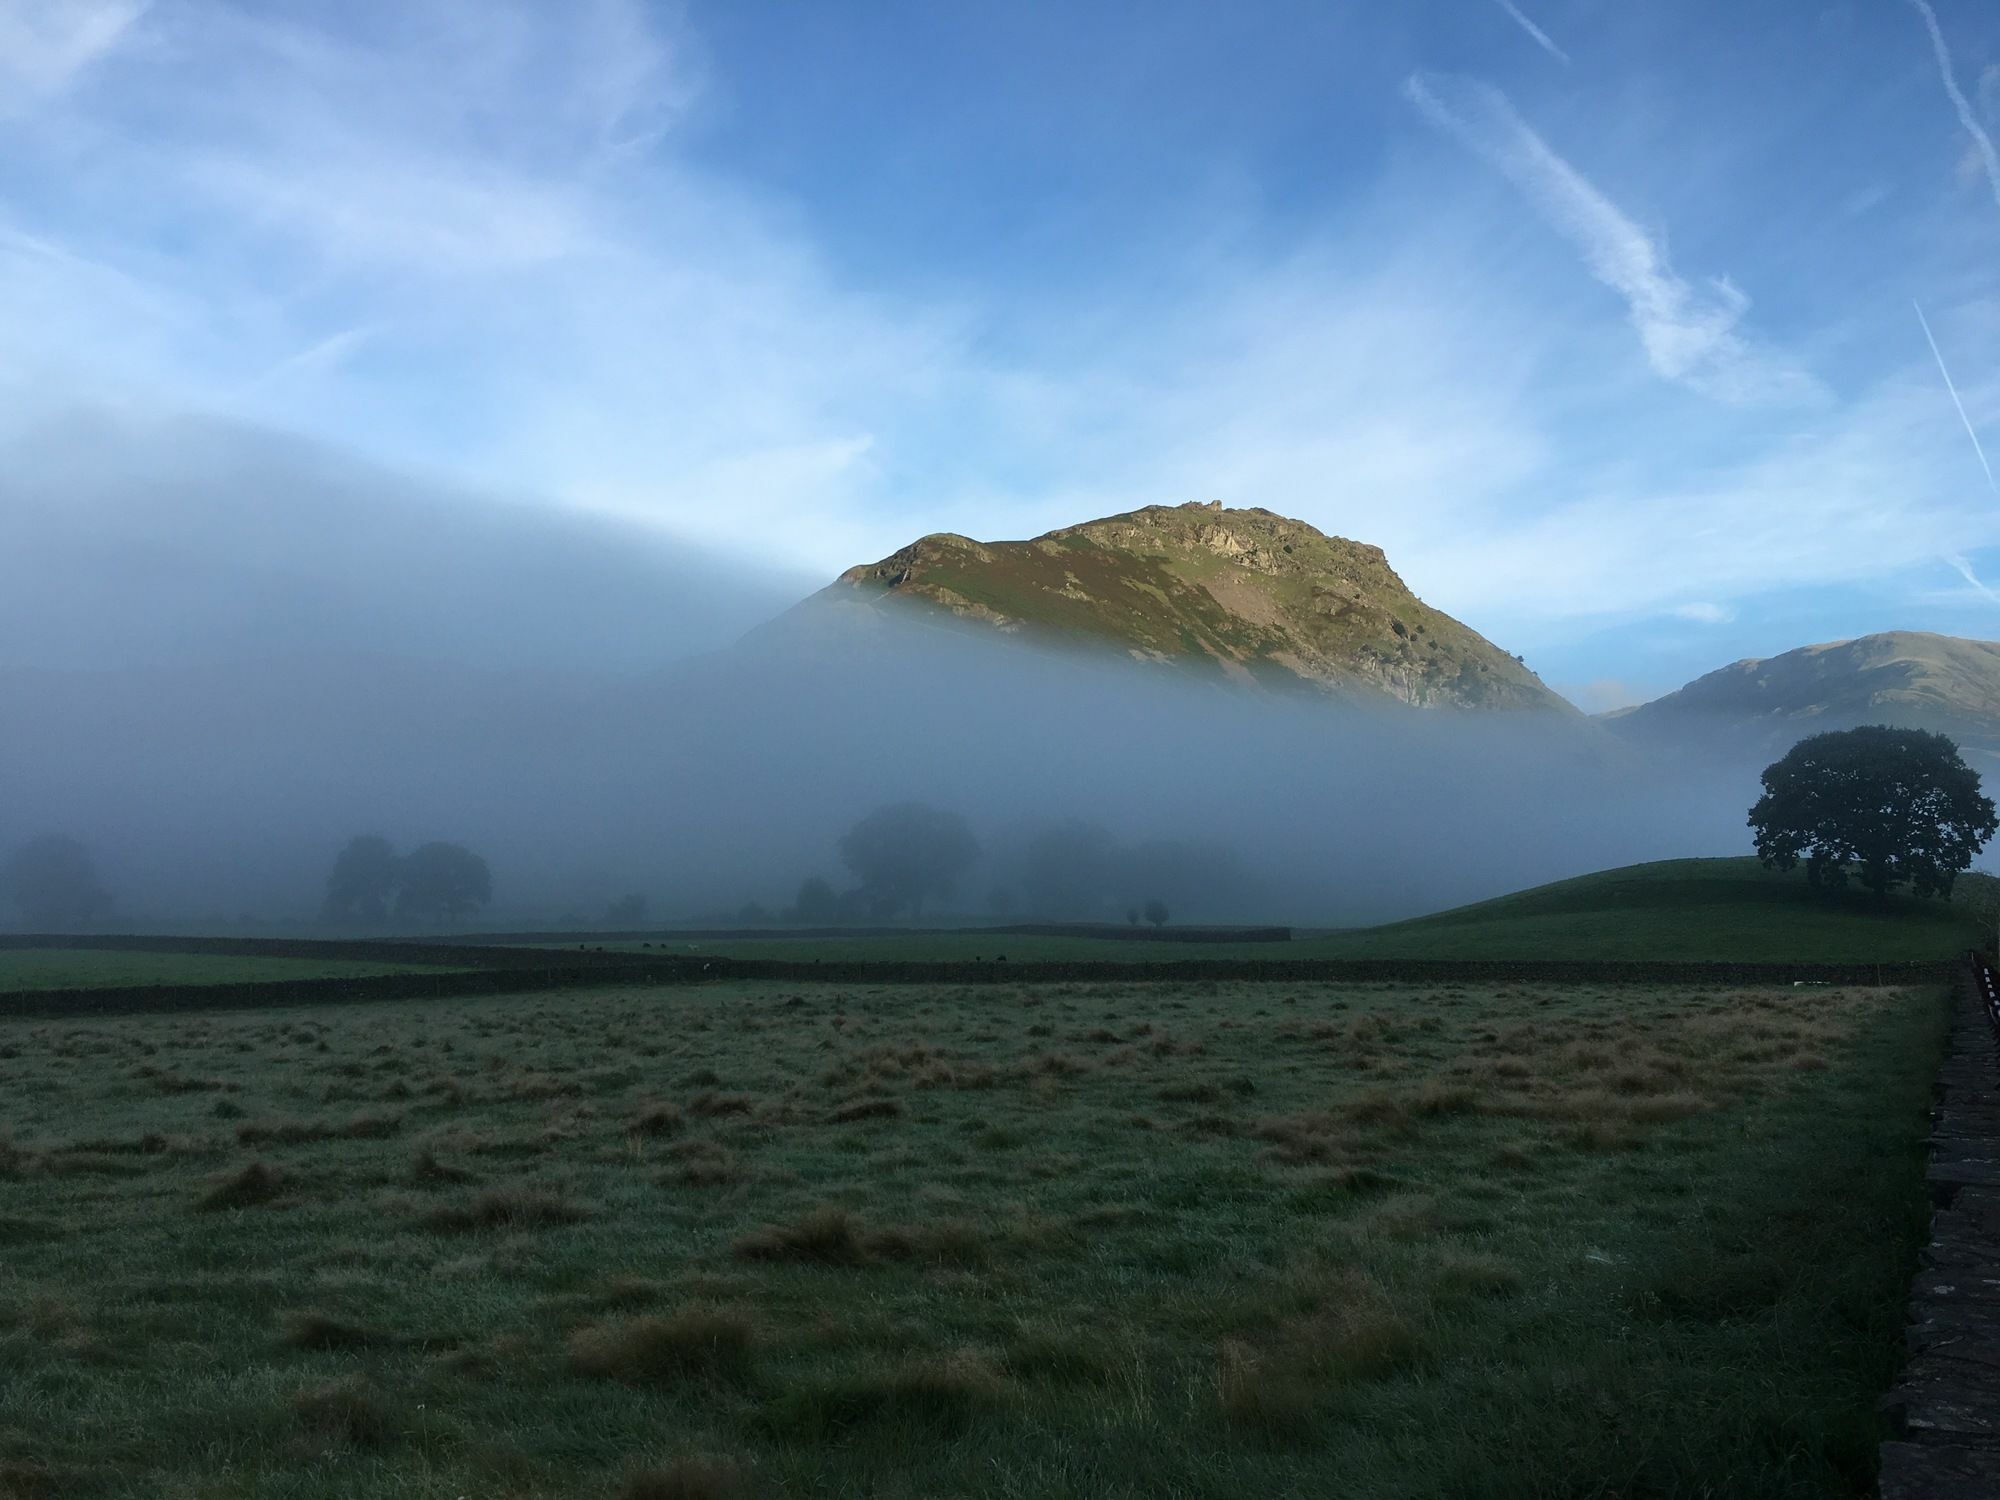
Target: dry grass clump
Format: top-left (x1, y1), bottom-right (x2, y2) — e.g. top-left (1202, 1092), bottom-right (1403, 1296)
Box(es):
top-left (828, 1097), bottom-right (902, 1123)
top-left (1251, 1110), bottom-right (1351, 1164)
top-left (421, 1184), bottom-right (593, 1233)
top-left (663, 1140), bottom-right (749, 1188)
top-left (728, 1205), bottom-right (991, 1267)
top-left (407, 1146), bottom-right (477, 1186)
top-left (1000, 1327), bottom-right (1121, 1386)
top-left (1157, 1081), bottom-right (1227, 1105)
top-left (289, 1375), bottom-right (398, 1447)
top-left (1217, 1338), bottom-right (1316, 1437)
top-left (629, 1102), bottom-right (686, 1137)
top-left (568, 1306), bottom-right (757, 1383)
top-left (196, 1160), bottom-right (285, 1211)
top-left (1626, 1090), bottom-right (1710, 1123)
top-left (620, 1454), bottom-right (756, 1500)
top-left (688, 1091), bottom-right (755, 1118)
top-left (769, 1350), bottom-right (1009, 1439)
top-left (278, 1309), bottom-right (386, 1351)
top-left (1429, 1250), bottom-right (1523, 1299)
top-left (731, 1205), bottom-right (871, 1266)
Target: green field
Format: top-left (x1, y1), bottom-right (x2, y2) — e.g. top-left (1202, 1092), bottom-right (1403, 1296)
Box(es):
top-left (0, 973), bottom-right (1943, 1497)
top-left (0, 950), bottom-right (461, 994)
top-left (551, 857), bottom-right (1986, 965)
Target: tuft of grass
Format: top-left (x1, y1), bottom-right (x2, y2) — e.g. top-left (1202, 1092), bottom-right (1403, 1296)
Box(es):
top-left (278, 1309), bottom-right (385, 1351)
top-left (568, 1307), bottom-right (757, 1384)
top-left (828, 1098), bottom-right (903, 1123)
top-left (663, 1140), bottom-right (748, 1188)
top-left (407, 1146), bottom-right (476, 1186)
top-left (1217, 1339), bottom-right (1315, 1438)
top-left (620, 1455), bottom-right (755, 1500)
top-left (765, 1350), bottom-right (1008, 1440)
top-left (422, 1185), bottom-right (592, 1233)
top-left (731, 1206), bottom-right (869, 1266)
top-left (1000, 1327), bottom-right (1120, 1386)
top-left (289, 1376), bottom-right (398, 1448)
top-left (629, 1103), bottom-right (687, 1137)
top-left (196, 1160), bottom-right (285, 1211)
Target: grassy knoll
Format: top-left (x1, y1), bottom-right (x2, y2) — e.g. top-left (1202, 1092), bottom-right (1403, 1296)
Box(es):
top-left (0, 950), bottom-right (461, 994)
top-left (552, 857), bottom-right (1985, 965)
top-left (1310, 857), bottom-right (1986, 963)
top-left (0, 973), bottom-right (1944, 1497)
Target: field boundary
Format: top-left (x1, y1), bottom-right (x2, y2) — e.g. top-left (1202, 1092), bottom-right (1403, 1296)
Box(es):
top-left (0, 951), bottom-right (1952, 1020)
top-left (1880, 953), bottom-right (2000, 1493)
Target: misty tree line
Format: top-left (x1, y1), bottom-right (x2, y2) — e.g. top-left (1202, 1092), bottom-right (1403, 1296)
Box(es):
top-left (321, 836), bottom-right (492, 925)
top-left (774, 801), bottom-right (1243, 926)
top-left (0, 810), bottom-right (1235, 932)
top-left (0, 834), bottom-right (112, 929)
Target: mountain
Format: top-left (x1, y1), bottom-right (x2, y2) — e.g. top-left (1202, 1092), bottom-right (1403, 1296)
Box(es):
top-left (785, 501), bottom-right (1574, 713)
top-left (1605, 631), bottom-right (2000, 762)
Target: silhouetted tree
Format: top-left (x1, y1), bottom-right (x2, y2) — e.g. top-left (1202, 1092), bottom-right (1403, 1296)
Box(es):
top-left (0, 834), bottom-right (110, 929)
top-left (838, 802), bottom-right (978, 918)
top-left (792, 876), bottom-right (839, 924)
top-left (1144, 898), bottom-right (1170, 928)
top-left (395, 842), bottom-right (492, 924)
top-left (605, 892), bottom-right (648, 927)
top-left (322, 835), bottom-right (402, 923)
top-left (1749, 725), bottom-right (1997, 899)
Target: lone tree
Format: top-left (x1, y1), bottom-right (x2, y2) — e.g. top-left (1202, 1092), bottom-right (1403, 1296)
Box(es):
top-left (1748, 725), bottom-right (1997, 899)
top-left (1144, 898), bottom-right (1170, 928)
top-left (394, 842), bottom-right (493, 924)
top-left (0, 834), bottom-right (110, 929)
top-left (838, 802), bottom-right (978, 918)
top-left (322, 835), bottom-right (403, 923)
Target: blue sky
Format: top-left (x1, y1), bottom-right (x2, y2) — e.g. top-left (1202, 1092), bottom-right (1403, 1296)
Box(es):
top-left (2, 0), bottom-right (1997, 706)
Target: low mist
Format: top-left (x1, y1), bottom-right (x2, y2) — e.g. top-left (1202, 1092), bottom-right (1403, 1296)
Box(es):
top-left (0, 411), bottom-right (1768, 934)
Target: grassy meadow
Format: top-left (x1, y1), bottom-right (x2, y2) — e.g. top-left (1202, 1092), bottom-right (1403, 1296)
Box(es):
top-left (0, 973), bottom-right (1945, 1498)
top-left (0, 950), bottom-right (461, 994)
top-left (539, 857), bottom-right (1985, 965)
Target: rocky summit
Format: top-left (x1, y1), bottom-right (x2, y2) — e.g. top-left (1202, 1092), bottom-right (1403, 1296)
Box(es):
top-left (822, 500), bottom-right (1572, 713)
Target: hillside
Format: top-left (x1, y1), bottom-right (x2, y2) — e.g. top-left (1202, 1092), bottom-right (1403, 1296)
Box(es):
top-left (1607, 632), bottom-right (2000, 762)
top-left (803, 501), bottom-right (1573, 712)
top-left (1307, 856), bottom-right (1983, 963)
top-left (562, 858), bottom-right (1984, 965)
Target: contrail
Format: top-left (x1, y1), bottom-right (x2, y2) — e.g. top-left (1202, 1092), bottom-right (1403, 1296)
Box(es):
top-left (1947, 553), bottom-right (2000, 605)
top-left (1908, 0), bottom-right (2000, 212)
top-left (1915, 299), bottom-right (1997, 493)
top-left (1494, 1), bottom-right (1570, 65)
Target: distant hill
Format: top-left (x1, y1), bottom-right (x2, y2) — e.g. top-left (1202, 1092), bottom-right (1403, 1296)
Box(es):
top-left (1605, 631), bottom-right (2000, 763)
top-left (771, 501), bottom-right (1574, 713)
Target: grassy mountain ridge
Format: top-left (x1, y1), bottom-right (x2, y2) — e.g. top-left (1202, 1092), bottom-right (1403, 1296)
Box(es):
top-left (1608, 631), bottom-right (2000, 760)
top-left (822, 501), bottom-right (1573, 712)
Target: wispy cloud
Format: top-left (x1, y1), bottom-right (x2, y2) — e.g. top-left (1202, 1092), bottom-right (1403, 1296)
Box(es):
top-left (1914, 299), bottom-right (1998, 492)
top-left (0, 0), bottom-right (146, 111)
top-left (1907, 0), bottom-right (2000, 214)
top-left (1404, 72), bottom-right (1822, 407)
top-left (1947, 553), bottom-right (2000, 606)
top-left (1494, 1), bottom-right (1571, 66)
top-left (1670, 602), bottom-right (1735, 625)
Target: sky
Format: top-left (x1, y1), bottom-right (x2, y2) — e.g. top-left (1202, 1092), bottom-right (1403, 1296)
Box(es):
top-left (2, 0), bottom-right (1998, 707)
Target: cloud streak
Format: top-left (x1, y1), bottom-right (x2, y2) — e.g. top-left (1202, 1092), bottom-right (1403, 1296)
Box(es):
top-left (1915, 298), bottom-right (1998, 492)
top-left (0, 0), bottom-right (146, 111)
top-left (1404, 72), bottom-right (1822, 406)
top-left (1494, 1), bottom-right (1571, 65)
top-left (1907, 0), bottom-right (2000, 213)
